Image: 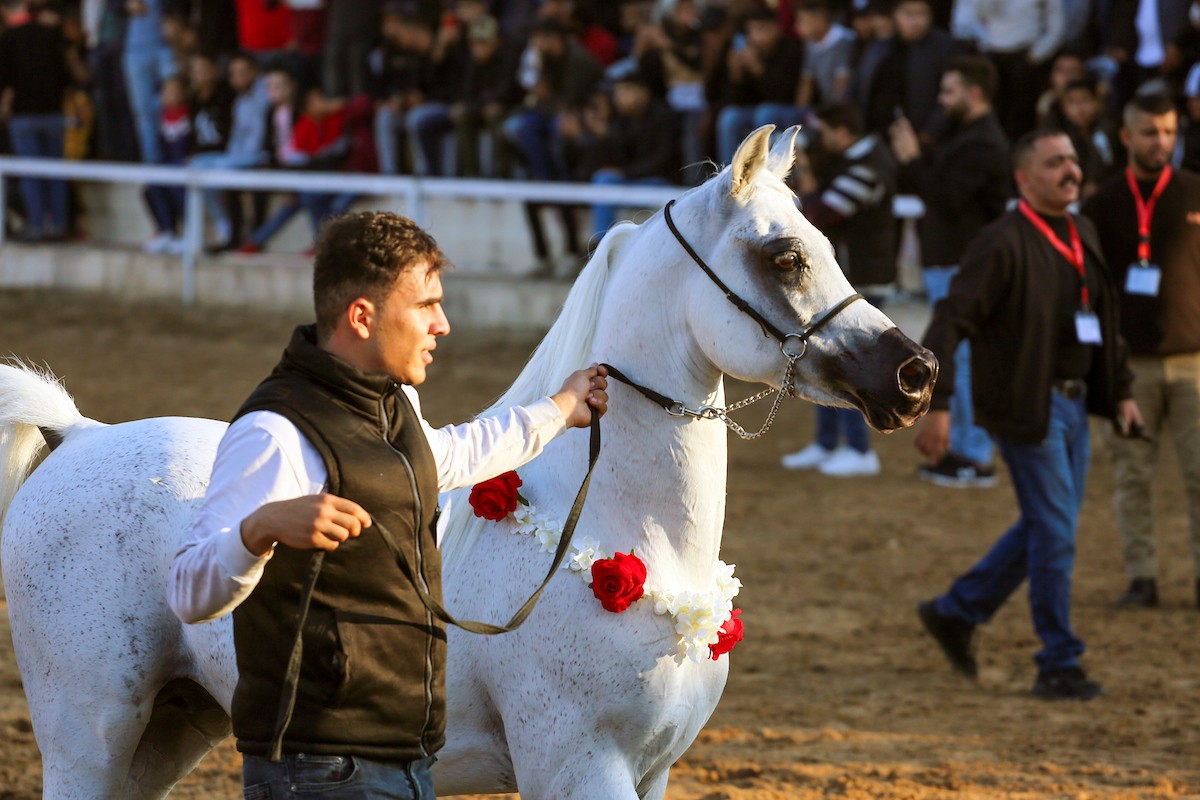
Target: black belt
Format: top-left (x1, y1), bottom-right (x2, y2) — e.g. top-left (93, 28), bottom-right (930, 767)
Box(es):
top-left (1052, 378), bottom-right (1086, 399)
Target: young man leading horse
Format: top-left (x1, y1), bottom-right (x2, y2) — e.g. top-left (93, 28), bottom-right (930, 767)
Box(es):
top-left (167, 211), bottom-right (608, 798)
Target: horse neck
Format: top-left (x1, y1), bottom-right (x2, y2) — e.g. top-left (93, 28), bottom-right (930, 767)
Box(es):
top-left (581, 237), bottom-right (730, 573)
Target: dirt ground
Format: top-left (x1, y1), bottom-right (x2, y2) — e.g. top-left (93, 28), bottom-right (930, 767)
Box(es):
top-left (1, 289), bottom-right (1198, 799)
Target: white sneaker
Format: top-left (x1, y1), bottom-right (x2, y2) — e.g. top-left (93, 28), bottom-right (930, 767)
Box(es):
top-left (819, 447), bottom-right (881, 477)
top-left (164, 235), bottom-right (187, 255)
top-left (781, 443), bottom-right (835, 470)
top-left (142, 233), bottom-right (172, 254)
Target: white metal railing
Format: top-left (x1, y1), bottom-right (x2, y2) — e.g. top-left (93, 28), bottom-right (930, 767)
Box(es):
top-left (0, 157), bottom-right (926, 304)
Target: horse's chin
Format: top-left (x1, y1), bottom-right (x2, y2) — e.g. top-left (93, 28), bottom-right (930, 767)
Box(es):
top-left (858, 391), bottom-right (933, 433)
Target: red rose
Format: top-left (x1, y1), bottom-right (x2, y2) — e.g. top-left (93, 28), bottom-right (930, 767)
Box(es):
top-left (469, 471), bottom-right (523, 521)
top-left (590, 551), bottom-right (647, 613)
top-left (709, 608), bottom-right (744, 660)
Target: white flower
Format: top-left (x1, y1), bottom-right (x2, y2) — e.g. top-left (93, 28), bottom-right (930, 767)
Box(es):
top-left (714, 560), bottom-right (742, 601)
top-left (535, 524), bottom-right (562, 553)
top-left (511, 504), bottom-right (540, 535)
top-left (566, 537), bottom-right (604, 573)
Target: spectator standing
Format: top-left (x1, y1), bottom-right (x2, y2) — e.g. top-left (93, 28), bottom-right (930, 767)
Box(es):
top-left (1103, 0), bottom-right (1193, 111)
top-left (1058, 78), bottom-right (1120, 198)
top-left (404, 12), bottom-right (469, 177)
top-left (889, 55), bottom-right (1010, 488)
top-left (578, 67), bottom-right (677, 241)
top-left (323, 0), bottom-right (380, 98)
top-left (189, 53), bottom-right (269, 250)
top-left (713, 7), bottom-right (805, 164)
top-left (0, 0), bottom-right (72, 241)
top-left (635, 0), bottom-right (707, 185)
top-left (951, 0), bottom-right (1066, 140)
top-left (372, 9), bottom-right (439, 175)
top-left (1035, 50), bottom-right (1088, 130)
top-left (780, 103), bottom-right (897, 477)
top-left (854, 0), bottom-right (957, 138)
top-left (188, 52), bottom-right (233, 156)
top-left (284, 0), bottom-right (328, 89)
top-left (142, 74), bottom-right (191, 254)
top-left (1184, 62), bottom-right (1200, 173)
top-left (87, 0), bottom-right (139, 162)
top-left (235, 0), bottom-right (292, 64)
top-left (915, 129), bottom-right (1141, 701)
top-left (450, 13), bottom-right (521, 177)
top-left (793, 0), bottom-right (855, 110)
top-left (1081, 93), bottom-right (1200, 608)
top-left (122, 0), bottom-right (177, 164)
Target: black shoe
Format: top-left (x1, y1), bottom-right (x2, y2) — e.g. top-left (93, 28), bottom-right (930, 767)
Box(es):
top-left (917, 454), bottom-right (997, 488)
top-left (1115, 578), bottom-right (1158, 608)
top-left (1033, 667), bottom-right (1103, 701)
top-left (917, 600), bottom-right (978, 678)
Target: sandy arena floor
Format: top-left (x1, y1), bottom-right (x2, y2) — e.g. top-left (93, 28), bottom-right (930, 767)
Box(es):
top-left (0, 289), bottom-right (1197, 799)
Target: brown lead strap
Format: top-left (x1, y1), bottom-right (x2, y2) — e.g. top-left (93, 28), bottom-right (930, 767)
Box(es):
top-left (269, 411), bottom-right (602, 760)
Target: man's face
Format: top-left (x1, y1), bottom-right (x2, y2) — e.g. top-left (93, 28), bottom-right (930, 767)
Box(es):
top-left (532, 31), bottom-right (564, 58)
top-left (746, 18), bottom-right (779, 51)
top-left (816, 122), bottom-right (844, 154)
top-left (937, 71), bottom-right (971, 121)
top-left (266, 72), bottom-right (293, 107)
top-left (1122, 109), bottom-right (1178, 175)
top-left (229, 59), bottom-right (257, 93)
top-left (365, 265), bottom-right (450, 385)
top-left (613, 82), bottom-right (649, 116)
top-left (795, 10), bottom-right (829, 40)
top-left (1061, 87), bottom-right (1098, 129)
top-left (893, 1), bottom-right (931, 42)
top-left (1017, 134), bottom-right (1082, 213)
top-left (1050, 55), bottom-right (1085, 92)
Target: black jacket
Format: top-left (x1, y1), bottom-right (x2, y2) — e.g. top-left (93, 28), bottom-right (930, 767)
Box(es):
top-left (578, 98), bottom-right (678, 181)
top-left (898, 112), bottom-right (1010, 267)
top-left (230, 325), bottom-right (445, 761)
top-left (1082, 168), bottom-right (1200, 356)
top-left (923, 209), bottom-right (1134, 443)
top-left (0, 21), bottom-right (70, 116)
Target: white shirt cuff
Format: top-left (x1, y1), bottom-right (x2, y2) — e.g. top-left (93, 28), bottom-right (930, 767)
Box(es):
top-left (529, 396), bottom-right (569, 438)
top-left (216, 524), bottom-right (272, 581)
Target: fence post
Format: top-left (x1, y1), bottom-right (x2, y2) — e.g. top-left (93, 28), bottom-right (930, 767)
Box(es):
top-left (407, 179), bottom-right (426, 229)
top-left (181, 178), bottom-right (204, 305)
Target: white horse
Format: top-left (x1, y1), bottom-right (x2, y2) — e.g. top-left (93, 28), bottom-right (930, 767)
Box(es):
top-left (0, 127), bottom-right (935, 799)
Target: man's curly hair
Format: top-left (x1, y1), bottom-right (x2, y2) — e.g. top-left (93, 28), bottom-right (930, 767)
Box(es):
top-left (312, 212), bottom-right (447, 340)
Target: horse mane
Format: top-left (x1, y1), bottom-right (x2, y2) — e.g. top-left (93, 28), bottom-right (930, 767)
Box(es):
top-left (440, 221), bottom-right (636, 567)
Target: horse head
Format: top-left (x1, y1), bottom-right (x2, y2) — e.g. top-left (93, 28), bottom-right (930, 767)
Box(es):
top-left (661, 124), bottom-right (936, 432)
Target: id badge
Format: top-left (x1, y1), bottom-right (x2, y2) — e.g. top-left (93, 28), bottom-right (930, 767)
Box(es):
top-left (1125, 263), bottom-right (1161, 296)
top-left (1075, 310), bottom-right (1102, 344)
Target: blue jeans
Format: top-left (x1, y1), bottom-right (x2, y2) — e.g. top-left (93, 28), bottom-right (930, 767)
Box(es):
top-left (189, 151), bottom-right (270, 232)
top-left (122, 44), bottom-right (176, 163)
top-left (924, 266), bottom-right (994, 465)
top-left (816, 406), bottom-right (870, 453)
top-left (250, 191), bottom-right (357, 247)
top-left (8, 114), bottom-right (68, 236)
top-left (144, 183), bottom-right (185, 234)
top-left (935, 391), bottom-right (1090, 671)
top-left (243, 753), bottom-right (436, 799)
top-left (407, 102), bottom-right (454, 176)
top-left (715, 102), bottom-right (807, 164)
top-left (590, 170), bottom-right (670, 239)
top-left (503, 110), bottom-right (566, 181)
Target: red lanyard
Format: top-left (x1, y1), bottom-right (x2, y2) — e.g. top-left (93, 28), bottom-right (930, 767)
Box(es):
top-left (1125, 165), bottom-right (1172, 264)
top-left (1018, 200), bottom-right (1089, 310)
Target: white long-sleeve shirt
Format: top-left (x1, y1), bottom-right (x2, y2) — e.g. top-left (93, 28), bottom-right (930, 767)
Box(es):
top-left (169, 386), bottom-right (566, 624)
top-left (951, 0), bottom-right (1065, 63)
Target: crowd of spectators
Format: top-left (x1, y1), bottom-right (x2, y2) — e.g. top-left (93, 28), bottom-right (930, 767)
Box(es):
top-left (0, 0), bottom-right (1197, 253)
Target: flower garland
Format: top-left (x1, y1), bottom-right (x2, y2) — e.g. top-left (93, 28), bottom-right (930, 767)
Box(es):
top-left (469, 472), bottom-right (744, 664)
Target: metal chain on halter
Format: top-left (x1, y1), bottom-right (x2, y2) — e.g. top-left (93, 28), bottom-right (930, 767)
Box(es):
top-left (702, 351), bottom-right (802, 440)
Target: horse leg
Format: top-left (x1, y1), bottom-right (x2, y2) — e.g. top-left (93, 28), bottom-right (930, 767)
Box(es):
top-left (119, 678), bottom-right (232, 799)
top-left (637, 769), bottom-right (671, 800)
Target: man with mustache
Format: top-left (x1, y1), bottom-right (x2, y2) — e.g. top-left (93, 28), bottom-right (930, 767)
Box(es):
top-left (915, 130), bottom-right (1142, 701)
top-left (1082, 92), bottom-right (1200, 610)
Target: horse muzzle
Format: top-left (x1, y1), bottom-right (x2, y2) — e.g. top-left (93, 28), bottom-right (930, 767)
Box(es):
top-left (841, 327), bottom-right (938, 432)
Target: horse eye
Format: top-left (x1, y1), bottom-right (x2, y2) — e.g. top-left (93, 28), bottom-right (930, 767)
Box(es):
top-left (773, 251), bottom-right (800, 271)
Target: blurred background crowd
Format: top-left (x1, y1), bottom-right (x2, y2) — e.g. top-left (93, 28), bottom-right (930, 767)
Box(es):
top-left (0, 0), bottom-right (1197, 251)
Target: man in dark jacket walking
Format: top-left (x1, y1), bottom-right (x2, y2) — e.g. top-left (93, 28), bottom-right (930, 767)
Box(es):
top-left (890, 54), bottom-right (1010, 487)
top-left (914, 130), bottom-right (1141, 701)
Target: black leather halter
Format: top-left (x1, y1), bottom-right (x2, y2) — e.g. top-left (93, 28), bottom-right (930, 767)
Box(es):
top-left (662, 199), bottom-right (863, 361)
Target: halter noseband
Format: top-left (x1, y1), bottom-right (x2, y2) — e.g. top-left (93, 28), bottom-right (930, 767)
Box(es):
top-left (662, 199), bottom-right (863, 360)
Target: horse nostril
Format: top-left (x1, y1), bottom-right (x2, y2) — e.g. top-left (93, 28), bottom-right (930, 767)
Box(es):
top-left (897, 356), bottom-right (934, 396)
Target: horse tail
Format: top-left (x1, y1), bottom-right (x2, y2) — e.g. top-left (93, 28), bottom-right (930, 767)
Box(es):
top-left (0, 362), bottom-right (95, 528)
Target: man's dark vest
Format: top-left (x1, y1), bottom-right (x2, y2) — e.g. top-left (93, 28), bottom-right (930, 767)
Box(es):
top-left (229, 324), bottom-right (446, 761)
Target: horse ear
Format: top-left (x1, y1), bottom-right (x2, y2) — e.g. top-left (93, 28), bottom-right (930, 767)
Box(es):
top-left (728, 125), bottom-right (774, 196)
top-left (766, 125), bottom-right (802, 178)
